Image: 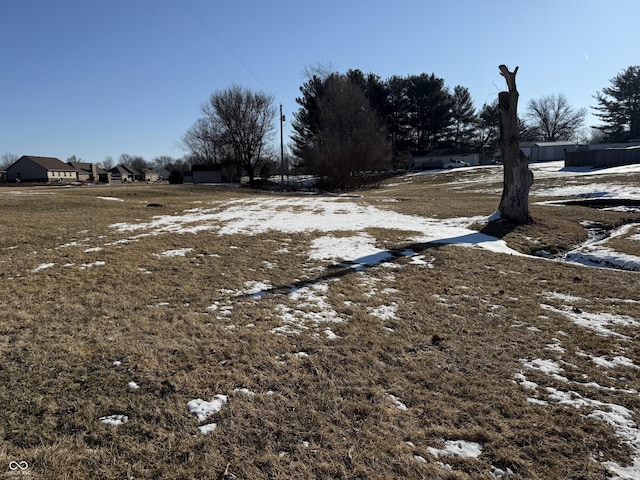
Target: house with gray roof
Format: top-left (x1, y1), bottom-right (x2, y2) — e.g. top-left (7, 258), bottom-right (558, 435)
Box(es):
top-left (109, 165), bottom-right (136, 183)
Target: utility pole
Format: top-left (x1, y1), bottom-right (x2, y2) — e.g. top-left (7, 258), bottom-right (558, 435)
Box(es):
top-left (280, 103), bottom-right (285, 185)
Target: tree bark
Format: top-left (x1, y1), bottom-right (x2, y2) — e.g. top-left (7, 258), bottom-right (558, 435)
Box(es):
top-left (497, 65), bottom-right (533, 224)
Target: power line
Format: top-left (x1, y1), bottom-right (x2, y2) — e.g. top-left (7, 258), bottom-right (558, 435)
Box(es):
top-left (181, 1), bottom-right (294, 138)
top-left (134, 0), bottom-right (234, 84)
top-left (141, 0), bottom-right (293, 145)
top-left (182, 0), bottom-right (271, 93)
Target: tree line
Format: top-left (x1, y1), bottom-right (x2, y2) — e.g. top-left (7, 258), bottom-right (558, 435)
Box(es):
top-left (288, 65), bottom-right (638, 188)
top-left (182, 64), bottom-right (637, 189)
top-left (3, 65), bottom-right (637, 190)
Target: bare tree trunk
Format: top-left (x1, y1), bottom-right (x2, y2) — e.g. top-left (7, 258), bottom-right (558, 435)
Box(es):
top-left (497, 65), bottom-right (533, 224)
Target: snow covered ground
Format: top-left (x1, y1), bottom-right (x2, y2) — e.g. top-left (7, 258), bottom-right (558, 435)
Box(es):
top-left (18, 161), bottom-right (640, 477)
top-left (24, 162), bottom-right (640, 275)
top-left (528, 162), bottom-right (640, 271)
top-left (99, 162), bottom-right (640, 275)
top-left (517, 292), bottom-right (640, 479)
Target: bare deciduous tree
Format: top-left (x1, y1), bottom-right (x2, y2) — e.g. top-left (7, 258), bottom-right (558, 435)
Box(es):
top-left (203, 85), bottom-right (276, 187)
top-left (526, 93), bottom-right (586, 141)
top-left (118, 153), bottom-right (148, 172)
top-left (182, 117), bottom-right (218, 164)
top-left (1, 153), bottom-right (19, 169)
top-left (496, 65), bottom-right (533, 224)
top-left (100, 156), bottom-right (114, 170)
top-left (151, 156), bottom-right (175, 171)
top-left (301, 62), bottom-right (335, 82)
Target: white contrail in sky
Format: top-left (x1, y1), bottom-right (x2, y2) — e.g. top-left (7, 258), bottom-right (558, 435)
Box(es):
top-left (584, 51), bottom-right (589, 60)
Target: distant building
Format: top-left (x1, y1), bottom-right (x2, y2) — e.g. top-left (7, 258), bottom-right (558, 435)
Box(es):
top-left (140, 168), bottom-right (161, 183)
top-left (68, 161), bottom-right (111, 183)
top-left (529, 142), bottom-right (580, 162)
top-left (109, 165), bottom-right (136, 183)
top-left (519, 142), bottom-right (534, 159)
top-left (191, 163), bottom-right (237, 183)
top-left (565, 143), bottom-right (640, 168)
top-left (156, 168), bottom-right (171, 180)
top-left (109, 165), bottom-right (161, 183)
top-left (6, 155), bottom-right (78, 183)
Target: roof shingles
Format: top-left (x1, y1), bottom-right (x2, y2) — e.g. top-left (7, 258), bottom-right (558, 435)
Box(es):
top-left (22, 156), bottom-right (77, 171)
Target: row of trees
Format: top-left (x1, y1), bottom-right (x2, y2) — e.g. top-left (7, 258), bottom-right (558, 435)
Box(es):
top-left (292, 70), bottom-right (593, 165)
top-left (289, 69), bottom-right (588, 187)
top-left (4, 66), bottom-right (636, 190)
top-left (97, 153), bottom-right (188, 174)
top-left (289, 65), bottom-right (639, 188)
top-left (292, 70), bottom-right (478, 169)
top-left (151, 64), bottom-right (640, 190)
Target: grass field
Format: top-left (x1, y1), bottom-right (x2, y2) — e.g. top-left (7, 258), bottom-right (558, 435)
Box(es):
top-left (1, 162), bottom-right (640, 479)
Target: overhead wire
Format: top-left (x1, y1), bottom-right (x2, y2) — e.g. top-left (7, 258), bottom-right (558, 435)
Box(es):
top-left (181, 0), bottom-right (271, 94)
top-left (134, 0), bottom-right (234, 84)
top-left (180, 0), bottom-right (293, 122)
top-left (139, 0), bottom-right (292, 135)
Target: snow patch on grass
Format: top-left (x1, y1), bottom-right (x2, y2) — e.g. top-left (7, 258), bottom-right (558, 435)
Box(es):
top-left (427, 440), bottom-right (483, 458)
top-left (97, 196), bottom-right (125, 202)
top-left (156, 248), bottom-right (193, 257)
top-left (368, 303), bottom-right (398, 321)
top-left (32, 263), bottom-right (55, 272)
top-left (540, 304), bottom-right (638, 338)
top-left (187, 395), bottom-right (228, 422)
top-left (100, 414), bottom-right (128, 426)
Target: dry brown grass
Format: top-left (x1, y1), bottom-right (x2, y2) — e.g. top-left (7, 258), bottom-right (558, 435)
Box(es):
top-left (1, 170), bottom-right (640, 479)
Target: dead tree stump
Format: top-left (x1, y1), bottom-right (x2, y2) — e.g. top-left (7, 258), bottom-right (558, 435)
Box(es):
top-left (496, 64), bottom-right (533, 224)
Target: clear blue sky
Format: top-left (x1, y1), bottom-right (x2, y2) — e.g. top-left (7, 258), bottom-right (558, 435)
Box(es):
top-left (1, 0), bottom-right (638, 164)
